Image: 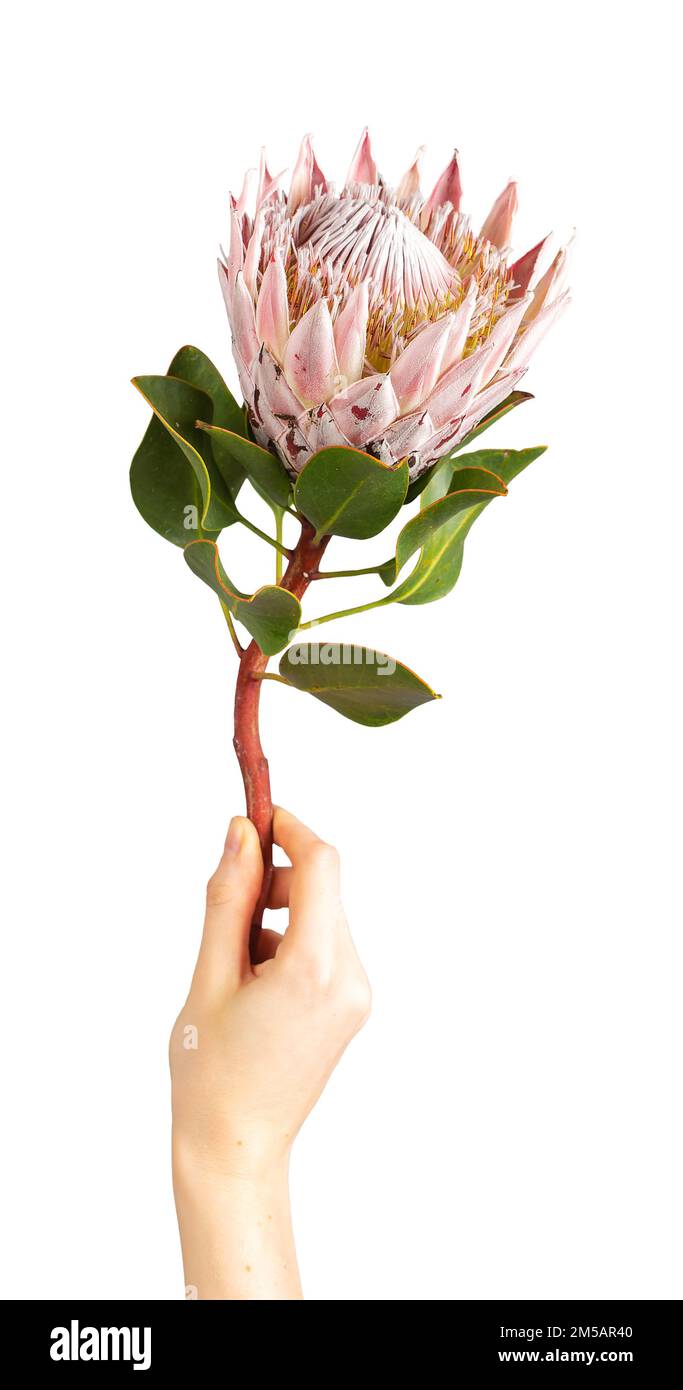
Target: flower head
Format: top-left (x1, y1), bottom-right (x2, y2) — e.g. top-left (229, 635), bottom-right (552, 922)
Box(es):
top-left (220, 133), bottom-right (570, 478)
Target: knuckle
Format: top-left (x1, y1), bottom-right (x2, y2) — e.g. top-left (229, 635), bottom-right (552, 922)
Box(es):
top-left (343, 970), bottom-right (372, 1024)
top-left (205, 872), bottom-right (234, 908)
top-left (324, 961), bottom-right (372, 1020)
top-left (305, 841), bottom-right (340, 874)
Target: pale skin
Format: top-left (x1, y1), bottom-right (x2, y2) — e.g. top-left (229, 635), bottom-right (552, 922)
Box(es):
top-left (169, 806), bottom-right (371, 1300)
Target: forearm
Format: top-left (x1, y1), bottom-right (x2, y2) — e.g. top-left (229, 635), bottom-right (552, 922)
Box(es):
top-left (172, 1149), bottom-right (302, 1300)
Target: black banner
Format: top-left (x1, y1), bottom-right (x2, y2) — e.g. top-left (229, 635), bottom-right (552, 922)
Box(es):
top-left (0, 1299), bottom-right (678, 1374)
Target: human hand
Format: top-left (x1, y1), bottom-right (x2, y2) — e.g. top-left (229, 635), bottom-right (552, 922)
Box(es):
top-left (169, 807), bottom-right (371, 1299)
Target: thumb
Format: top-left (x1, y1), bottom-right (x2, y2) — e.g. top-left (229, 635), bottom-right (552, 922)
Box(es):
top-left (191, 816), bottom-right (263, 999)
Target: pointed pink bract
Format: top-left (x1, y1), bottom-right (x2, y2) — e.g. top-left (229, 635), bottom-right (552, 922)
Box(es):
top-left (509, 235), bottom-right (550, 298)
top-left (283, 298), bottom-right (340, 407)
top-left (423, 151), bottom-right (462, 223)
top-left (230, 271), bottom-right (260, 369)
top-left (255, 253), bottom-right (290, 362)
top-left (346, 128), bottom-right (378, 187)
top-left (480, 179), bottom-right (518, 249)
top-left (390, 314), bottom-right (455, 414)
top-left (334, 282), bottom-right (369, 387)
top-left (396, 146), bottom-right (424, 201)
top-left (329, 374), bottom-right (399, 447)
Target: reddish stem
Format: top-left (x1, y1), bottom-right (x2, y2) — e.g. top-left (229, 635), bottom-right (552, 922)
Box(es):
top-left (233, 520), bottom-right (329, 951)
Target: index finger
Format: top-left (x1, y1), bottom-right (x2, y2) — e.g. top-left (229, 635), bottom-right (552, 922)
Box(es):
top-left (272, 806), bottom-right (344, 959)
top-left (273, 806), bottom-right (333, 865)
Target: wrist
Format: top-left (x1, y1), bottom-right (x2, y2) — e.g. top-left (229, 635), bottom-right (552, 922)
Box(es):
top-left (172, 1125), bottom-right (291, 1191)
top-left (171, 1137), bottom-right (300, 1300)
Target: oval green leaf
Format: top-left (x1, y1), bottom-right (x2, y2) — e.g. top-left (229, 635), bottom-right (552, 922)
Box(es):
top-left (130, 412), bottom-right (220, 548)
top-left (379, 466), bottom-right (507, 587)
top-left (393, 447), bottom-right (546, 607)
top-left (183, 540), bottom-right (300, 655)
top-left (168, 345), bottom-right (246, 498)
top-left (294, 447), bottom-right (409, 542)
top-left (196, 424), bottom-right (293, 510)
top-left (278, 643), bottom-right (439, 726)
top-left (132, 374), bottom-right (239, 532)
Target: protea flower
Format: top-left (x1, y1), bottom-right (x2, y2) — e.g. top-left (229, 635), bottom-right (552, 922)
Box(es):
top-left (131, 130), bottom-right (571, 949)
top-left (220, 130), bottom-right (570, 480)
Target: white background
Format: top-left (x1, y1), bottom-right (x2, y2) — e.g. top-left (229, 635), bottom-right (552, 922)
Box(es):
top-left (2, 0), bottom-right (681, 1300)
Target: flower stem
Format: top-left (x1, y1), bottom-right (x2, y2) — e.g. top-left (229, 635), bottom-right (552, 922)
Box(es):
top-left (232, 519), bottom-right (330, 955)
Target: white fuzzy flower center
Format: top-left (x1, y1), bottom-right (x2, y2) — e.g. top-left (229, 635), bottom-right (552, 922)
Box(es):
top-left (293, 192), bottom-right (458, 311)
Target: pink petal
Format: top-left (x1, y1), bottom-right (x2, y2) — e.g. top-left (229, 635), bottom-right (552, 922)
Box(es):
top-left (396, 146), bottom-right (425, 202)
top-left (509, 235), bottom-right (551, 298)
top-left (442, 280), bottom-right (477, 371)
top-left (376, 407), bottom-right (435, 459)
top-left (333, 282), bottom-right (369, 387)
top-left (301, 402), bottom-right (349, 454)
top-left (283, 298), bottom-right (340, 407)
top-left (217, 258), bottom-right (233, 321)
top-left (309, 139), bottom-right (328, 197)
top-left (329, 374), bottom-right (399, 447)
top-left (230, 271), bottom-right (260, 371)
top-left (425, 347), bottom-right (490, 430)
top-left (422, 150), bottom-right (462, 224)
top-left (345, 128), bottom-right (378, 187)
top-left (480, 179), bottom-right (518, 249)
top-left (231, 168), bottom-right (255, 222)
top-left (288, 134), bottom-right (314, 215)
top-left (252, 347), bottom-right (303, 437)
top-left (424, 415), bottom-right (471, 461)
top-left (227, 208), bottom-right (244, 292)
top-left (460, 368), bottom-right (528, 431)
top-left (255, 149), bottom-right (287, 211)
top-left (232, 346), bottom-right (256, 410)
top-left (243, 209), bottom-right (264, 299)
top-left (273, 419), bottom-right (311, 476)
top-left (525, 244), bottom-right (571, 323)
top-left (256, 149), bottom-right (273, 208)
top-left (390, 315), bottom-right (455, 413)
top-left (255, 253), bottom-right (290, 362)
top-left (479, 294), bottom-right (532, 381)
top-left (503, 292), bottom-right (571, 372)
top-left (287, 135), bottom-right (327, 216)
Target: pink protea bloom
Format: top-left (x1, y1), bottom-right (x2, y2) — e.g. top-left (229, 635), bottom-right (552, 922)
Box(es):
top-left (219, 131), bottom-right (570, 479)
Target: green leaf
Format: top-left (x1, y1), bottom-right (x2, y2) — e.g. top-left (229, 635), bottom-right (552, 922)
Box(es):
top-left (130, 413), bottom-right (221, 547)
top-left (287, 445), bottom-right (547, 636)
top-left (196, 423), bottom-right (293, 510)
top-left (183, 540), bottom-right (300, 655)
top-left (450, 446), bottom-right (546, 487)
top-left (294, 447), bottom-right (409, 542)
top-left (167, 345), bottom-right (246, 497)
top-left (452, 389), bottom-right (533, 453)
top-left (404, 466), bottom-right (437, 505)
top-left (393, 447), bottom-right (547, 606)
top-left (379, 466), bottom-right (507, 587)
top-left (132, 374), bottom-right (239, 532)
top-left (278, 643), bottom-right (440, 726)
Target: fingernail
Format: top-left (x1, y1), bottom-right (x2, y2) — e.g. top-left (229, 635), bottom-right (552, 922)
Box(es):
top-left (226, 817), bottom-right (244, 854)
